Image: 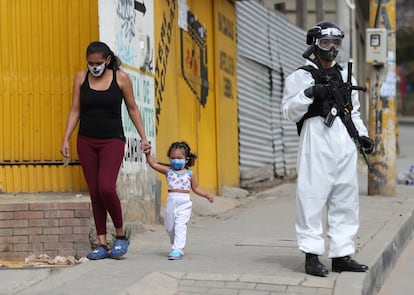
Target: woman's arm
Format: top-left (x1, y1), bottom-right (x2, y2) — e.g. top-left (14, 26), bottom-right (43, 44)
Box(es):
top-left (60, 71), bottom-right (84, 157)
top-left (118, 71), bottom-right (150, 151)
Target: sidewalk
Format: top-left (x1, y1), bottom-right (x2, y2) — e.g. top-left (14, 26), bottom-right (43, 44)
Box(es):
top-left (1, 175), bottom-right (413, 294)
top-left (0, 125), bottom-right (413, 295)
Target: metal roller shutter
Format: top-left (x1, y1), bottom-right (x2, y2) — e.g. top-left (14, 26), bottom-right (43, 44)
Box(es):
top-left (236, 1), bottom-right (306, 186)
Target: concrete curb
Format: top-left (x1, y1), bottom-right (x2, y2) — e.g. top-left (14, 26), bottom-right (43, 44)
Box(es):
top-left (333, 198), bottom-right (414, 295)
top-left (191, 195), bottom-right (243, 217)
top-left (126, 271), bottom-right (336, 294)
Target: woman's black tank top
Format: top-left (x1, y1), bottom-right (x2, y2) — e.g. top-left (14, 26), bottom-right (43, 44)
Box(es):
top-left (78, 70), bottom-right (125, 141)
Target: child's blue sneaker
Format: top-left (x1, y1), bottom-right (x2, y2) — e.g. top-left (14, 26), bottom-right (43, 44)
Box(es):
top-left (87, 246), bottom-right (110, 260)
top-left (109, 239), bottom-right (130, 258)
top-left (168, 250), bottom-right (183, 260)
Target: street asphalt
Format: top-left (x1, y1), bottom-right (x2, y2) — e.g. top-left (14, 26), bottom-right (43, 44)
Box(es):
top-left (0, 121), bottom-right (413, 295)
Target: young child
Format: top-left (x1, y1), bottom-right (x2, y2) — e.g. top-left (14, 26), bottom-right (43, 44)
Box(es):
top-left (144, 141), bottom-right (214, 260)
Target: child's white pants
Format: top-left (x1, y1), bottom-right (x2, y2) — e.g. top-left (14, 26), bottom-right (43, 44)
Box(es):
top-left (165, 193), bottom-right (192, 254)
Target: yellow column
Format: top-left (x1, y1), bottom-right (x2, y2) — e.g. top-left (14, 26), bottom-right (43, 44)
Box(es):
top-left (368, 0), bottom-right (397, 196)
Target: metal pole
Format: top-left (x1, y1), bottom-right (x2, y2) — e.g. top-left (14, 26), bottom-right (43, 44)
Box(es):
top-left (336, 0), bottom-right (352, 63)
top-left (315, 0), bottom-right (324, 22)
top-left (368, 0), bottom-right (396, 196)
top-left (296, 0), bottom-right (307, 30)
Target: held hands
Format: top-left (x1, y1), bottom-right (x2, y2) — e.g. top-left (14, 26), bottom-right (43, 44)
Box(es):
top-left (304, 84), bottom-right (330, 101)
top-left (140, 139), bottom-right (151, 154)
top-left (359, 136), bottom-right (374, 154)
top-left (142, 145), bottom-right (151, 155)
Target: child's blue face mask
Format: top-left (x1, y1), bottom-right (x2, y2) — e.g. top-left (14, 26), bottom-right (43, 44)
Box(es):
top-left (170, 159), bottom-right (186, 170)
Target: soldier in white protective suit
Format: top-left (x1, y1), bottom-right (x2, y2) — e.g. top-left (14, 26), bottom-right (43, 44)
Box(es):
top-left (282, 22), bottom-right (375, 277)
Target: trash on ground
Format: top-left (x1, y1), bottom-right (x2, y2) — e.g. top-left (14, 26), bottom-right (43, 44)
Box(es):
top-left (397, 165), bottom-right (414, 185)
top-left (0, 254), bottom-right (88, 269)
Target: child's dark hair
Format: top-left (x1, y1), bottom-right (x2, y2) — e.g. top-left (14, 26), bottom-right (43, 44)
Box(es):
top-left (167, 141), bottom-right (197, 168)
top-left (86, 41), bottom-right (121, 70)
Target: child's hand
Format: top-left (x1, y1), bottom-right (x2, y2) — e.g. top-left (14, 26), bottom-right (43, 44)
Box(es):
top-left (206, 194), bottom-right (214, 203)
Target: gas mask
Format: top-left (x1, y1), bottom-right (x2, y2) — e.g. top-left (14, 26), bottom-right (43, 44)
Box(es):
top-left (306, 23), bottom-right (344, 62)
top-left (315, 37), bottom-right (342, 61)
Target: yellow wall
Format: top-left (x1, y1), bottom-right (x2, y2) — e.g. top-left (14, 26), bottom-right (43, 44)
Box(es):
top-left (154, 0), bottom-right (239, 203)
top-left (0, 0), bottom-right (98, 193)
top-left (0, 0), bottom-right (239, 196)
top-left (214, 0), bottom-right (239, 190)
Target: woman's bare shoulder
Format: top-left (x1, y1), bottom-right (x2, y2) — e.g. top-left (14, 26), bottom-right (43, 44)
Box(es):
top-left (74, 70), bottom-right (87, 81)
top-left (116, 70), bottom-right (130, 80)
top-left (115, 70), bottom-right (132, 88)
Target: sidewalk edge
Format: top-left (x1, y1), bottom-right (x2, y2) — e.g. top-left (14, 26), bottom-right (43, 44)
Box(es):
top-left (333, 204), bottom-right (414, 295)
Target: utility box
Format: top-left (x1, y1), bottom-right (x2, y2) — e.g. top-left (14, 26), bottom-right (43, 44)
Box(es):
top-left (366, 28), bottom-right (387, 65)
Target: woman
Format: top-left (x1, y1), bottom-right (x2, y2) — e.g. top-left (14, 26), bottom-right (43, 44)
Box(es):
top-left (61, 41), bottom-right (150, 260)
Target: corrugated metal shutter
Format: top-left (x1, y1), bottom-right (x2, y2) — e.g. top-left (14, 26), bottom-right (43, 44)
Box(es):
top-left (269, 66), bottom-right (285, 177)
top-left (0, 0), bottom-right (98, 193)
top-left (236, 1), bottom-right (271, 68)
top-left (270, 16), bottom-right (307, 75)
top-left (236, 2), bottom-right (275, 186)
top-left (236, 1), bottom-right (306, 185)
top-left (269, 13), bottom-right (307, 176)
top-left (237, 57), bottom-right (274, 170)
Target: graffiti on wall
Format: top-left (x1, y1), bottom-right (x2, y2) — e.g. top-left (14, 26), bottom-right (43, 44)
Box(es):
top-left (116, 0), bottom-right (153, 71)
top-left (99, 0), bottom-right (155, 173)
top-left (373, 0), bottom-right (392, 30)
top-left (117, 0), bottom-right (136, 42)
top-left (122, 69), bottom-right (155, 172)
top-left (369, 135), bottom-right (388, 189)
top-left (180, 10), bottom-right (209, 106)
top-left (154, 0), bottom-right (176, 133)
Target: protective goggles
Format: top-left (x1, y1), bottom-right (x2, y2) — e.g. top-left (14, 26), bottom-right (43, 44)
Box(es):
top-left (315, 37), bottom-right (342, 51)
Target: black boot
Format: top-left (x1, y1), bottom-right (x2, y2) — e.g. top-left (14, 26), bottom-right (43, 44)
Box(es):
top-left (305, 253), bottom-right (329, 277)
top-left (332, 256), bottom-right (369, 273)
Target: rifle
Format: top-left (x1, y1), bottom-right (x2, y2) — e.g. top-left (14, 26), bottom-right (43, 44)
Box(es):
top-left (302, 46), bottom-right (372, 172)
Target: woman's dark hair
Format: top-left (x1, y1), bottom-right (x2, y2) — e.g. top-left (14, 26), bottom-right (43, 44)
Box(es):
top-left (86, 41), bottom-right (121, 70)
top-left (167, 141), bottom-right (197, 168)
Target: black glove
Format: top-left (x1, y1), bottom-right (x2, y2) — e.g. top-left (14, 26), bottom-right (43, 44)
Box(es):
top-left (359, 136), bottom-right (374, 154)
top-left (304, 84), bottom-right (330, 101)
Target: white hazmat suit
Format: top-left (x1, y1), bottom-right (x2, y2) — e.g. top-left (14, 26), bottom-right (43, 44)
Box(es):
top-left (282, 61), bottom-right (368, 258)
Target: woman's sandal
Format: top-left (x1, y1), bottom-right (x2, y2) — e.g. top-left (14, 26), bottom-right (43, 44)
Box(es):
top-left (87, 245), bottom-right (110, 260)
top-left (109, 239), bottom-right (130, 258)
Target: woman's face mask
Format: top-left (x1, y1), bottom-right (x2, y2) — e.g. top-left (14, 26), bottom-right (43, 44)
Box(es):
top-left (170, 159), bottom-right (186, 170)
top-left (88, 62), bottom-right (107, 77)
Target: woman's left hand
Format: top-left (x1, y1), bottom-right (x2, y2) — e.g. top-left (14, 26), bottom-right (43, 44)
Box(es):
top-left (140, 139), bottom-right (151, 152)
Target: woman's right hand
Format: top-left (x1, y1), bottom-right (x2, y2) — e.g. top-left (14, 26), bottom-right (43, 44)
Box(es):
top-left (61, 140), bottom-right (70, 158)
